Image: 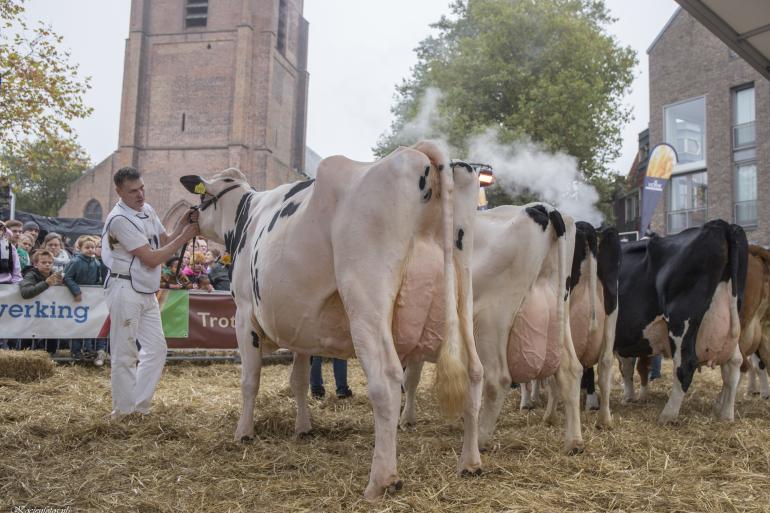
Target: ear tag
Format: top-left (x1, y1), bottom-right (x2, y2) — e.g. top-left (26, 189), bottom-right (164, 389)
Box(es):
top-left (194, 183), bottom-right (207, 194)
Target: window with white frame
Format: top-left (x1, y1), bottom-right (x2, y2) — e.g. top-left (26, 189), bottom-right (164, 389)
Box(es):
top-left (733, 85), bottom-right (756, 227)
top-left (667, 171), bottom-right (707, 234)
top-left (624, 192), bottom-right (639, 224)
top-left (664, 97), bottom-right (706, 171)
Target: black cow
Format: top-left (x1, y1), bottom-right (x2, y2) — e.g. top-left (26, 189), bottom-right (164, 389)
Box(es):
top-left (614, 219), bottom-right (748, 423)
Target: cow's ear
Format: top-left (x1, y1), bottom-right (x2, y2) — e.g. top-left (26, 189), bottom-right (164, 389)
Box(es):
top-left (180, 175), bottom-right (205, 194)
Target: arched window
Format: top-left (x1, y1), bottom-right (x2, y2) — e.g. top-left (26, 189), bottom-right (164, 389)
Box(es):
top-left (163, 200), bottom-right (193, 231)
top-left (84, 199), bottom-right (103, 221)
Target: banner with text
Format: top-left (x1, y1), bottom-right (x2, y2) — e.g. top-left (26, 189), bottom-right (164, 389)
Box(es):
top-left (640, 143), bottom-right (678, 234)
top-left (0, 285), bottom-right (237, 349)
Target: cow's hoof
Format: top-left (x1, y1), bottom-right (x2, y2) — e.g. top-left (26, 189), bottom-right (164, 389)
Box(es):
top-left (385, 480), bottom-right (404, 494)
top-left (237, 435), bottom-right (253, 443)
top-left (596, 418), bottom-right (614, 430)
top-left (621, 396), bottom-right (637, 405)
top-left (520, 404), bottom-right (535, 411)
top-left (399, 421), bottom-right (416, 431)
top-left (657, 413), bottom-right (679, 425)
top-left (460, 467), bottom-right (483, 477)
top-left (295, 430), bottom-right (313, 439)
top-left (565, 445), bottom-right (584, 456)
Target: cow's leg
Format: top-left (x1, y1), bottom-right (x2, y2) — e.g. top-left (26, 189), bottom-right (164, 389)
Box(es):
top-left (519, 381), bottom-right (535, 411)
top-left (234, 308), bottom-right (263, 442)
top-left (290, 352), bottom-right (312, 435)
top-left (636, 355), bottom-right (650, 401)
top-left (715, 343), bottom-right (742, 421)
top-left (659, 317), bottom-right (700, 424)
top-left (757, 353), bottom-right (770, 400)
top-left (400, 360), bottom-right (424, 430)
top-left (596, 311), bottom-right (616, 428)
top-left (747, 353), bottom-right (759, 396)
top-left (583, 367), bottom-right (599, 412)
top-left (458, 335), bottom-right (484, 476)
top-left (542, 376), bottom-right (559, 425)
top-left (552, 321), bottom-right (584, 455)
top-left (619, 356), bottom-right (637, 403)
top-left (531, 379), bottom-right (543, 405)
top-left (344, 316), bottom-right (404, 500)
top-left (477, 334), bottom-right (511, 451)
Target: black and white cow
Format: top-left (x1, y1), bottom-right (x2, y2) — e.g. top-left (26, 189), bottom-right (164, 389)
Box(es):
top-left (614, 219), bottom-right (748, 423)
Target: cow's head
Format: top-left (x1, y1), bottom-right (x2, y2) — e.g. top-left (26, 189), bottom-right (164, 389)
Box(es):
top-left (180, 168), bottom-right (250, 243)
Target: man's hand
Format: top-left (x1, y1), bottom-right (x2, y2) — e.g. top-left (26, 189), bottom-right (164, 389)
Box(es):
top-left (74, 294), bottom-right (82, 302)
top-left (181, 208), bottom-right (199, 225)
top-left (182, 222), bottom-right (200, 240)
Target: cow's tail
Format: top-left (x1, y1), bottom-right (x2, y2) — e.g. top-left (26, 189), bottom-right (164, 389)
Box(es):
top-left (728, 224), bottom-right (748, 340)
top-left (549, 209), bottom-right (568, 354)
top-left (417, 142), bottom-right (468, 419)
top-left (587, 229), bottom-right (599, 333)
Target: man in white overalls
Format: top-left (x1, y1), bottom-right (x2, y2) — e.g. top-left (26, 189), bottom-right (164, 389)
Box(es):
top-left (102, 167), bottom-right (199, 420)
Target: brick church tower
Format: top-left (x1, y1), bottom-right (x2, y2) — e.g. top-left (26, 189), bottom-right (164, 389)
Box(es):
top-left (60, 0), bottom-right (309, 226)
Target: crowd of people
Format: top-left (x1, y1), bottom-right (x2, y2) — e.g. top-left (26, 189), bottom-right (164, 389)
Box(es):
top-left (0, 215), bottom-right (231, 364)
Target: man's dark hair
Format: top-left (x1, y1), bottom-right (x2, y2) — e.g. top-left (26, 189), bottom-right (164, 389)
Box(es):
top-left (114, 167), bottom-right (142, 187)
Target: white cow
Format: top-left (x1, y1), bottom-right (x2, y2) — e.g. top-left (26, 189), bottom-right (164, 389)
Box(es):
top-left (401, 203), bottom-right (585, 454)
top-left (180, 141), bottom-right (483, 499)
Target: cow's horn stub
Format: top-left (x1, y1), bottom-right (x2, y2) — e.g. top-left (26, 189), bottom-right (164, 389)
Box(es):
top-left (180, 175), bottom-right (204, 194)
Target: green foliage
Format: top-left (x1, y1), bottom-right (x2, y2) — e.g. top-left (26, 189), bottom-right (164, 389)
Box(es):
top-left (374, 0), bottom-right (636, 215)
top-left (2, 136), bottom-right (90, 216)
top-left (0, 0), bottom-right (93, 155)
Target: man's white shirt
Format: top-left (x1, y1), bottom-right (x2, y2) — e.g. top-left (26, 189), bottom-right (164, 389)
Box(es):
top-left (102, 200), bottom-right (167, 293)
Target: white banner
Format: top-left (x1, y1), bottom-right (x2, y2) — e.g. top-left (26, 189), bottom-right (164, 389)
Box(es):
top-left (0, 284), bottom-right (109, 338)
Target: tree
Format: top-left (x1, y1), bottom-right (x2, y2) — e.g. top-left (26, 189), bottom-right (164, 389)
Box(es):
top-left (0, 0), bottom-right (93, 155)
top-left (2, 136), bottom-right (90, 216)
top-left (375, 0), bottom-right (636, 220)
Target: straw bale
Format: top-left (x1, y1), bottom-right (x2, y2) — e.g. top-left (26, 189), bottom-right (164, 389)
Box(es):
top-left (0, 350), bottom-right (55, 383)
top-left (1, 359), bottom-right (769, 512)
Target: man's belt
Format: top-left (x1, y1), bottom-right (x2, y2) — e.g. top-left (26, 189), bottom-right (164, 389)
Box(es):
top-left (109, 272), bottom-right (131, 280)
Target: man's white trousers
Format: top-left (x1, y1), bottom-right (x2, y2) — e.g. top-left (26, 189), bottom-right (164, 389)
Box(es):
top-left (106, 278), bottom-right (167, 416)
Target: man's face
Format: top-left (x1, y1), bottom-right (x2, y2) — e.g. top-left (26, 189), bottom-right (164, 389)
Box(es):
top-left (36, 256), bottom-right (53, 275)
top-left (117, 178), bottom-right (146, 211)
top-left (23, 229), bottom-right (39, 242)
top-left (9, 226), bottom-right (21, 243)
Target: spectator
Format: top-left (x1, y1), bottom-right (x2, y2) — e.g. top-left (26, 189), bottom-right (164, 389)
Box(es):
top-left (63, 236), bottom-right (107, 365)
top-left (195, 273), bottom-right (214, 292)
top-left (21, 221), bottom-right (40, 249)
top-left (19, 250), bottom-right (62, 355)
top-left (92, 236), bottom-right (110, 358)
top-left (43, 232), bottom-right (71, 274)
top-left (204, 248), bottom-right (219, 268)
top-left (0, 223), bottom-right (22, 285)
top-left (310, 357), bottom-right (353, 400)
top-left (160, 256), bottom-right (190, 289)
top-left (208, 250), bottom-right (231, 291)
top-left (194, 237), bottom-right (208, 254)
top-left (0, 223), bottom-right (23, 350)
top-left (182, 251), bottom-right (208, 287)
top-left (4, 220), bottom-right (27, 268)
top-left (17, 234), bottom-right (33, 271)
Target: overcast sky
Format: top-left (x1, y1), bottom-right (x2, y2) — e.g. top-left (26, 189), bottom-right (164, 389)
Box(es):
top-left (22, 0), bottom-right (679, 175)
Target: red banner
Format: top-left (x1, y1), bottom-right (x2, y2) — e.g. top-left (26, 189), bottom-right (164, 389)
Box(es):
top-left (167, 291), bottom-right (238, 349)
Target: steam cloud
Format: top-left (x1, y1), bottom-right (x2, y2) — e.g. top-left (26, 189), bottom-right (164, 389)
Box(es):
top-left (390, 87), bottom-right (604, 225)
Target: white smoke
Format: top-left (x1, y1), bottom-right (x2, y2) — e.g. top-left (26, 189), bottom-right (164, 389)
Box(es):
top-left (389, 88), bottom-right (604, 225)
top-left (468, 129), bottom-right (604, 225)
top-left (391, 87), bottom-right (447, 146)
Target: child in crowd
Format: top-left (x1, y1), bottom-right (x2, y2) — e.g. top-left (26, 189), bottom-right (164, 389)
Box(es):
top-left (194, 273), bottom-right (214, 292)
top-left (160, 256), bottom-right (190, 289)
top-left (182, 251), bottom-right (208, 287)
top-left (43, 232), bottom-right (71, 274)
top-left (21, 221), bottom-right (40, 249)
top-left (19, 250), bottom-right (62, 355)
top-left (17, 234), bottom-right (33, 271)
top-left (64, 236), bottom-right (107, 365)
top-left (207, 250), bottom-right (231, 291)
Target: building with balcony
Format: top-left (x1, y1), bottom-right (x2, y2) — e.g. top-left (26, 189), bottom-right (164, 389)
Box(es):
top-left (639, 8), bottom-right (769, 244)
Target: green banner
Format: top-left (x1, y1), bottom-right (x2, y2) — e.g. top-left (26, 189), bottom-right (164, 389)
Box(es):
top-left (160, 290), bottom-right (189, 338)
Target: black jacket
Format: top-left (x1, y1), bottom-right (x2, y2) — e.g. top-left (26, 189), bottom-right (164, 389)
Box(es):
top-left (19, 268), bottom-right (51, 299)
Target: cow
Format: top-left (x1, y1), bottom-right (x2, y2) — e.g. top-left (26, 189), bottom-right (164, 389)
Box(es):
top-left (179, 141), bottom-right (483, 499)
top-left (540, 223), bottom-right (621, 428)
top-left (614, 220), bottom-right (748, 423)
top-left (401, 203), bottom-right (585, 454)
top-left (740, 245), bottom-right (770, 398)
